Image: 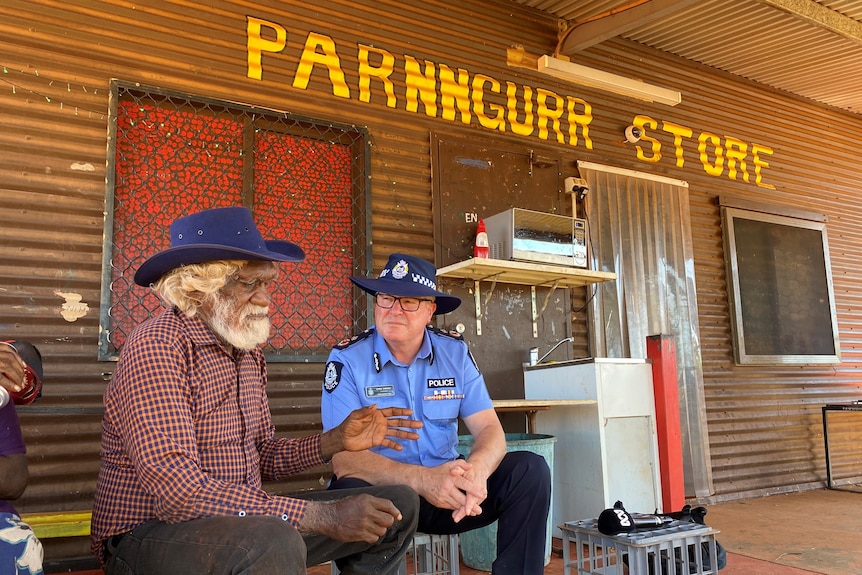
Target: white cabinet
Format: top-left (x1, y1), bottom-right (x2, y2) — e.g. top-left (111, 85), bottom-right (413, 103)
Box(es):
top-left (523, 358), bottom-right (662, 536)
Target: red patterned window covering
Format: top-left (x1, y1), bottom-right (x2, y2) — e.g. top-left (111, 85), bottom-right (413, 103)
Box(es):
top-left (253, 130), bottom-right (354, 353)
top-left (101, 87), bottom-right (367, 361)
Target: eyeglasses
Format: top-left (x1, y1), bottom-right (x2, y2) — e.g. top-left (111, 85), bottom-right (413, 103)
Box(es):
top-left (229, 275), bottom-right (273, 294)
top-left (375, 293), bottom-right (434, 312)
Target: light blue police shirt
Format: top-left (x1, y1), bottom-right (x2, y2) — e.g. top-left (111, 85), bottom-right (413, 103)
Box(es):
top-left (321, 326), bottom-right (493, 467)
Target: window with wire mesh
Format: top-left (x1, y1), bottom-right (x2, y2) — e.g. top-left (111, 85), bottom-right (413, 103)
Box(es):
top-left (99, 83), bottom-right (370, 362)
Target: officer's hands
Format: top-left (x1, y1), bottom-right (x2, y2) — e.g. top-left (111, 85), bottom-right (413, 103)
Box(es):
top-left (416, 460), bottom-right (487, 522)
top-left (304, 494), bottom-right (403, 544)
top-left (450, 463), bottom-right (490, 523)
top-left (322, 405), bottom-right (423, 459)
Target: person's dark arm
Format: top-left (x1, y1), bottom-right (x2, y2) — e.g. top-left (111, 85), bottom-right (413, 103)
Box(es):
top-left (319, 404), bottom-right (422, 460)
top-left (0, 343), bottom-right (26, 398)
top-left (299, 493), bottom-right (406, 544)
top-left (0, 453), bottom-right (28, 500)
top-left (0, 341), bottom-right (43, 405)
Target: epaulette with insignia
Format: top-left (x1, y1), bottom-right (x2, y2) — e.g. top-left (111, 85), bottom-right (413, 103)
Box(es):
top-left (428, 326), bottom-right (464, 341)
top-left (334, 328), bottom-right (374, 349)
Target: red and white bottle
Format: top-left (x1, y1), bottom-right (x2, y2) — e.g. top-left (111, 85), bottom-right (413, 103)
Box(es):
top-left (474, 219), bottom-right (490, 259)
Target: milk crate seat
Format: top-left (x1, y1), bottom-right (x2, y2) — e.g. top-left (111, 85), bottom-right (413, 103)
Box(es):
top-left (330, 532), bottom-right (459, 575)
top-left (560, 518), bottom-right (720, 575)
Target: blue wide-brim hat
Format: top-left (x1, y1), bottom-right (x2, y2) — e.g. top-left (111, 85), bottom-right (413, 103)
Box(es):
top-left (350, 253), bottom-right (461, 315)
top-left (134, 206), bottom-right (305, 287)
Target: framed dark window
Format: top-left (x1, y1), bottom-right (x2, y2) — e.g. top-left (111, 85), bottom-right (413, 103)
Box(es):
top-left (722, 204), bottom-right (840, 365)
top-left (99, 81), bottom-right (370, 361)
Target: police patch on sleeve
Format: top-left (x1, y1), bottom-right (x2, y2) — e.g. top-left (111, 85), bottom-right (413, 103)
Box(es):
top-left (323, 361), bottom-right (343, 393)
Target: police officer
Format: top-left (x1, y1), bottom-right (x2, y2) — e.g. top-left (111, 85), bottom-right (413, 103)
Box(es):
top-left (321, 253), bottom-right (551, 575)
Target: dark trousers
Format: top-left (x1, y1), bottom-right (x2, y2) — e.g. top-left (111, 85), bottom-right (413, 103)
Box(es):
top-left (103, 484), bottom-right (419, 575)
top-left (329, 451), bottom-right (551, 575)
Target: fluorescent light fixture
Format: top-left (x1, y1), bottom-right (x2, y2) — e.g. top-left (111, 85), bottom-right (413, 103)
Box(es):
top-left (537, 55), bottom-right (682, 106)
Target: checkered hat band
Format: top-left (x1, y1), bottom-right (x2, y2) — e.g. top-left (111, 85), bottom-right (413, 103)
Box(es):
top-left (411, 273), bottom-right (436, 290)
top-left (378, 268), bottom-right (436, 290)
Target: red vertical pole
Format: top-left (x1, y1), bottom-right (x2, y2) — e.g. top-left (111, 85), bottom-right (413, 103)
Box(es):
top-left (646, 334), bottom-right (685, 512)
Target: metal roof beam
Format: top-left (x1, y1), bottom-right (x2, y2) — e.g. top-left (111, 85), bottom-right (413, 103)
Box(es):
top-left (756, 0), bottom-right (862, 44)
top-left (556, 0), bottom-right (701, 56)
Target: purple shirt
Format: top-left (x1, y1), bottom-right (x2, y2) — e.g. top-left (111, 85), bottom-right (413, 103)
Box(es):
top-left (90, 307), bottom-right (325, 564)
top-left (0, 401), bottom-right (26, 515)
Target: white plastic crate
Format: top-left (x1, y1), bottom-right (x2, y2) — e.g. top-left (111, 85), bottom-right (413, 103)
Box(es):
top-left (560, 518), bottom-right (719, 575)
top-left (404, 532), bottom-right (459, 575)
top-left (331, 532), bottom-right (459, 575)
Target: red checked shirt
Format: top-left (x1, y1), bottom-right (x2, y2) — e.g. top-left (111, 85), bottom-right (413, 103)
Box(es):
top-left (90, 307), bottom-right (324, 565)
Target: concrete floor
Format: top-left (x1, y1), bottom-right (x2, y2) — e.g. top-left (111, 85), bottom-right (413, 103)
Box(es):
top-left (309, 488), bottom-right (856, 574)
top-left (309, 544), bottom-right (811, 574)
top-left (69, 489), bottom-right (855, 574)
top-left (705, 488), bottom-right (860, 575)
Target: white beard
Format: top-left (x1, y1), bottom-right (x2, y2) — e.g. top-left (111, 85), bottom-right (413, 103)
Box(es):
top-left (209, 293), bottom-right (271, 350)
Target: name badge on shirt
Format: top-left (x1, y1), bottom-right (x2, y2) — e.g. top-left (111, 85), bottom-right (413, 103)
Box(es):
top-left (365, 385), bottom-right (395, 398)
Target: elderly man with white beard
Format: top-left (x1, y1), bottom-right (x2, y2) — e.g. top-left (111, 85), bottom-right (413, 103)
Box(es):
top-left (90, 206), bottom-right (423, 575)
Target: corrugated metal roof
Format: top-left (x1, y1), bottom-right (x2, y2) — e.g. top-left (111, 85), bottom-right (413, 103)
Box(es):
top-left (509, 0), bottom-right (862, 114)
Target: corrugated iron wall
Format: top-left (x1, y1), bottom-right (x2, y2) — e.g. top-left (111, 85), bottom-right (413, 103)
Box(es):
top-left (0, 0), bottom-right (561, 563)
top-left (4, 0), bottom-right (862, 563)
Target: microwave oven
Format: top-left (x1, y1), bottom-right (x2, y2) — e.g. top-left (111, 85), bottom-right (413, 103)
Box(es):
top-left (483, 208), bottom-right (587, 268)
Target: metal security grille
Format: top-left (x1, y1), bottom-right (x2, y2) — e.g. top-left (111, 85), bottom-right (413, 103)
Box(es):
top-left (99, 81), bottom-right (370, 362)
